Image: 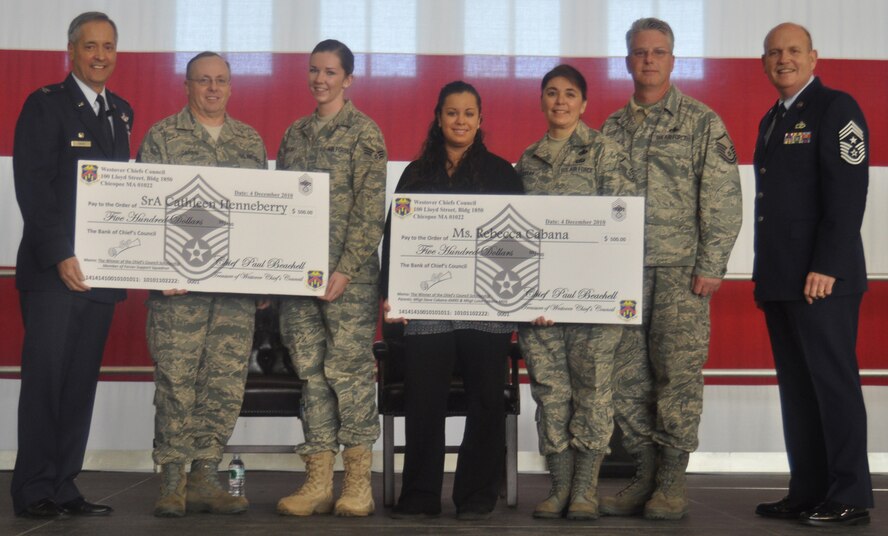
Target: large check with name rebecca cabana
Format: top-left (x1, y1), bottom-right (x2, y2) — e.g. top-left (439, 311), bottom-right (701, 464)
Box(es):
top-left (387, 193), bottom-right (644, 324)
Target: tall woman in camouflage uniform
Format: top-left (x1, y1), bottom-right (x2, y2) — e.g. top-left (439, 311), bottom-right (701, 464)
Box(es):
top-left (381, 81), bottom-right (523, 520)
top-left (276, 40), bottom-right (387, 518)
top-left (515, 65), bottom-right (634, 521)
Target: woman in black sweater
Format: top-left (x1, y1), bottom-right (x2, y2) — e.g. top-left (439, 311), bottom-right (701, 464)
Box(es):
top-left (381, 81), bottom-right (523, 519)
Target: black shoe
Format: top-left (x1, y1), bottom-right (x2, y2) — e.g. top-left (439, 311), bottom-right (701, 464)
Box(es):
top-left (800, 501), bottom-right (869, 526)
top-left (19, 498), bottom-right (67, 518)
top-left (60, 497), bottom-right (114, 516)
top-left (456, 508), bottom-right (493, 521)
top-left (755, 496), bottom-right (816, 519)
top-left (390, 503), bottom-right (441, 519)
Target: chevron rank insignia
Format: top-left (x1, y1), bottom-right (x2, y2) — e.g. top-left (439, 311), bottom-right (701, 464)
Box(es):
top-left (839, 120), bottom-right (865, 165)
top-left (715, 134), bottom-right (737, 164)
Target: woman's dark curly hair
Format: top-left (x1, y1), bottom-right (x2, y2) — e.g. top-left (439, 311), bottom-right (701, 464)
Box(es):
top-left (408, 80), bottom-right (488, 189)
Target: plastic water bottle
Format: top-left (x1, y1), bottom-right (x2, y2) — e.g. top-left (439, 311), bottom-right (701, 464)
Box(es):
top-left (228, 455), bottom-right (245, 496)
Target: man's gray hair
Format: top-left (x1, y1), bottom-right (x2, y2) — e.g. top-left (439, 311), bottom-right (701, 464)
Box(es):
top-left (626, 17), bottom-right (674, 53)
top-left (68, 11), bottom-right (118, 45)
top-left (186, 51), bottom-right (232, 80)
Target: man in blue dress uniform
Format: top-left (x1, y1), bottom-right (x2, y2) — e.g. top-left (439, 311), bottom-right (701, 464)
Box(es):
top-left (11, 11), bottom-right (133, 518)
top-left (752, 22), bottom-right (872, 527)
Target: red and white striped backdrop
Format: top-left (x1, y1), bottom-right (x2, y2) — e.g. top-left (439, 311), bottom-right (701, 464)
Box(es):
top-left (1, 0), bottom-right (886, 382)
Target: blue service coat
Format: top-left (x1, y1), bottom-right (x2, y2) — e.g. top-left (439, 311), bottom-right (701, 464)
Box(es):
top-left (752, 77), bottom-right (868, 301)
top-left (13, 73), bottom-right (133, 302)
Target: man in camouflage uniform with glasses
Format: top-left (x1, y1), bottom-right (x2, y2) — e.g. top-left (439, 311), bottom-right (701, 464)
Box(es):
top-left (138, 51), bottom-right (267, 518)
top-left (600, 18), bottom-right (742, 520)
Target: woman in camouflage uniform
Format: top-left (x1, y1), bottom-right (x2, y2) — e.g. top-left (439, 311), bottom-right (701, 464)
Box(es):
top-left (276, 40), bottom-right (387, 518)
top-left (516, 64), bottom-right (634, 521)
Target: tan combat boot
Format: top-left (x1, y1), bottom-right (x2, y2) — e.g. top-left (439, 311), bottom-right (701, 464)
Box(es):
top-left (186, 460), bottom-right (249, 514)
top-left (566, 450), bottom-right (604, 520)
top-left (533, 449), bottom-right (574, 519)
top-left (643, 447), bottom-right (690, 520)
top-left (154, 463), bottom-right (186, 518)
top-left (277, 450), bottom-right (335, 516)
top-left (600, 444), bottom-right (657, 516)
top-left (334, 445), bottom-right (375, 516)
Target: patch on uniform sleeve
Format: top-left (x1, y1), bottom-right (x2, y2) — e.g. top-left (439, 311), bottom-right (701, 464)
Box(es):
top-left (838, 120), bottom-right (866, 165)
top-left (362, 146), bottom-right (386, 161)
top-left (715, 134), bottom-right (737, 164)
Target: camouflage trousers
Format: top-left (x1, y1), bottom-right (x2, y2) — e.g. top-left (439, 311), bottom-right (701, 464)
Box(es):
top-left (279, 283), bottom-right (380, 455)
top-left (148, 293), bottom-right (255, 465)
top-left (613, 265), bottom-right (711, 453)
top-left (518, 323), bottom-right (622, 455)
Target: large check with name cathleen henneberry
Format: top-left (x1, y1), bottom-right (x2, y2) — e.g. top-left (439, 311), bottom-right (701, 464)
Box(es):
top-left (74, 160), bottom-right (329, 296)
top-left (387, 193), bottom-right (644, 324)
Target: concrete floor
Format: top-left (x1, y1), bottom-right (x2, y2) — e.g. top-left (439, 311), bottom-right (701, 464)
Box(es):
top-left (1, 471), bottom-right (883, 535)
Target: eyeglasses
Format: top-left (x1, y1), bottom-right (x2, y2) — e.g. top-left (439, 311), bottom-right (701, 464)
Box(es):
top-left (187, 77), bottom-right (230, 87)
top-left (630, 48), bottom-right (671, 59)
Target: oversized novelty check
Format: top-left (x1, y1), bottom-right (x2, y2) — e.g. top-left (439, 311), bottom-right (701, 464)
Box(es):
top-left (388, 194), bottom-right (644, 324)
top-left (74, 160), bottom-right (329, 295)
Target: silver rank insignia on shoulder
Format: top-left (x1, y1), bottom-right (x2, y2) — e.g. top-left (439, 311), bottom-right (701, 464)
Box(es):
top-left (839, 120), bottom-right (866, 165)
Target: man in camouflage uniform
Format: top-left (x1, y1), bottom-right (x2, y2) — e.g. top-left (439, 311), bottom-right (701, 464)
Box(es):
top-left (516, 64), bottom-right (636, 521)
top-left (138, 51), bottom-right (267, 518)
top-left (275, 41), bottom-right (387, 518)
top-left (599, 18), bottom-right (742, 520)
